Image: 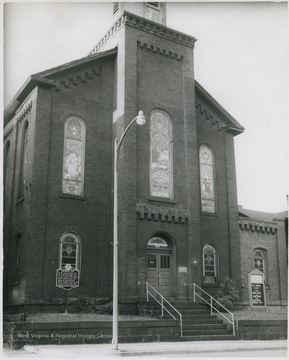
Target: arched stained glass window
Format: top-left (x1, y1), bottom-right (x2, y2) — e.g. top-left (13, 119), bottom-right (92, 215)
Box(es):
top-left (150, 110), bottom-right (173, 199)
top-left (203, 244), bottom-right (217, 283)
top-left (15, 233), bottom-right (22, 282)
top-left (253, 249), bottom-right (266, 273)
top-left (59, 232), bottom-right (81, 271)
top-left (18, 121), bottom-right (29, 199)
top-left (199, 145), bottom-right (216, 213)
top-left (148, 237), bottom-right (169, 248)
top-left (62, 117), bottom-right (86, 196)
top-left (4, 141), bottom-right (10, 210)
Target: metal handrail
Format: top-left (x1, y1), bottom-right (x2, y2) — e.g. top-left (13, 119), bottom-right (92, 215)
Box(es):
top-left (146, 282), bottom-right (183, 337)
top-left (193, 283), bottom-right (235, 335)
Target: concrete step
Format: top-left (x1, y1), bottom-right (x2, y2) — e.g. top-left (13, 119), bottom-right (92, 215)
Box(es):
top-left (180, 334), bottom-right (238, 341)
top-left (183, 324), bottom-right (227, 330)
top-left (182, 329), bottom-right (232, 336)
top-left (159, 314), bottom-right (218, 320)
top-left (175, 306), bottom-right (208, 310)
top-left (179, 310), bottom-right (211, 315)
top-left (146, 304), bottom-right (206, 310)
top-left (182, 319), bottom-right (223, 325)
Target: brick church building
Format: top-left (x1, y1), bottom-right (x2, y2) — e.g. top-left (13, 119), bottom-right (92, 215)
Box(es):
top-left (3, 2), bottom-right (287, 314)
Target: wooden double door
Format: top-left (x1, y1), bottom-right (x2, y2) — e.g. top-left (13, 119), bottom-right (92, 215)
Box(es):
top-left (147, 251), bottom-right (172, 297)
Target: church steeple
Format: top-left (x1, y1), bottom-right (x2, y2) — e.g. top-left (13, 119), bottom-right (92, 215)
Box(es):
top-left (113, 2), bottom-right (166, 26)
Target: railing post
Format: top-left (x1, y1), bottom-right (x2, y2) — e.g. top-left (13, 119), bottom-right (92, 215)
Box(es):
top-left (193, 283), bottom-right (195, 302)
top-left (146, 282), bottom-right (148, 302)
top-left (161, 297), bottom-right (164, 317)
top-left (210, 297), bottom-right (212, 315)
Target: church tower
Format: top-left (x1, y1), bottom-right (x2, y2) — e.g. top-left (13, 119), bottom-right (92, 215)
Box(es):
top-left (113, 2), bottom-right (166, 25)
top-left (90, 2), bottom-right (202, 304)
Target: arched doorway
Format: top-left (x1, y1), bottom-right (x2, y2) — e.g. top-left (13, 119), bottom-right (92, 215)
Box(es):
top-left (147, 235), bottom-right (174, 297)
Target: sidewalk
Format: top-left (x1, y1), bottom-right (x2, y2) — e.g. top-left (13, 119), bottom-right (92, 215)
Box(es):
top-left (118, 340), bottom-right (288, 356)
top-left (3, 340), bottom-right (287, 358)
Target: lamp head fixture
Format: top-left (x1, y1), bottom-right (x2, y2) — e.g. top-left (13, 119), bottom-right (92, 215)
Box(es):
top-left (135, 110), bottom-right (146, 126)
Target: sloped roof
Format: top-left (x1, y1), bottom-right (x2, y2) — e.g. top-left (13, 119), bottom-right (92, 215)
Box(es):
top-left (4, 48), bottom-right (118, 124)
top-left (5, 47), bottom-right (244, 134)
top-left (195, 80), bottom-right (244, 135)
top-left (238, 205), bottom-right (288, 221)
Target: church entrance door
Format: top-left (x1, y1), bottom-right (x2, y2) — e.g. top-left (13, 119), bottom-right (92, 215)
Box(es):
top-left (147, 236), bottom-right (173, 297)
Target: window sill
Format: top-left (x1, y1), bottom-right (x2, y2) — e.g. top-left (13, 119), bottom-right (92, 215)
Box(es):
top-left (202, 282), bottom-right (219, 288)
top-left (201, 211), bottom-right (219, 217)
top-left (16, 197), bottom-right (24, 205)
top-left (148, 196), bottom-right (175, 205)
top-left (59, 193), bottom-right (87, 201)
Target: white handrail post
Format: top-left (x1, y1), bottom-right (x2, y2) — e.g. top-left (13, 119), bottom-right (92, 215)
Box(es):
top-left (146, 282), bottom-right (148, 302)
top-left (233, 316), bottom-right (235, 336)
top-left (161, 297), bottom-right (164, 317)
top-left (193, 283), bottom-right (195, 302)
top-left (210, 297), bottom-right (212, 315)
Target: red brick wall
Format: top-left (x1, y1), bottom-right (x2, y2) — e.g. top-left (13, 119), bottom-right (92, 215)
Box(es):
top-left (239, 218), bottom-right (287, 306)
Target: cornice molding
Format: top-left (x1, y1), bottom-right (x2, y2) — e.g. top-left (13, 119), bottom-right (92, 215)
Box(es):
top-left (4, 125), bottom-right (14, 140)
top-left (17, 100), bottom-right (33, 125)
top-left (136, 203), bottom-right (189, 224)
top-left (54, 67), bottom-right (100, 91)
top-left (89, 11), bottom-right (196, 55)
top-left (138, 41), bottom-right (183, 61)
top-left (239, 219), bottom-right (277, 234)
top-left (195, 101), bottom-right (225, 131)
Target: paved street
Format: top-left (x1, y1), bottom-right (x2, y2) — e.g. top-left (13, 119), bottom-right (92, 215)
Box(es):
top-left (2, 340), bottom-right (287, 359)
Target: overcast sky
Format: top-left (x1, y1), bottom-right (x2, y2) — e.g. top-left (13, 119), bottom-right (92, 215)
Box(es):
top-left (3, 1), bottom-right (289, 213)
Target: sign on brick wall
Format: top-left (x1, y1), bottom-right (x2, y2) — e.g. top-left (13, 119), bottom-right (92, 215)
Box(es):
top-left (248, 269), bottom-right (266, 307)
top-left (56, 264), bottom-right (79, 290)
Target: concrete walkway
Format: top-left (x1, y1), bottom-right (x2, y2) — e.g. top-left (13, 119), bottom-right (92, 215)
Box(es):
top-left (118, 340), bottom-right (288, 356)
top-left (2, 340), bottom-right (287, 358)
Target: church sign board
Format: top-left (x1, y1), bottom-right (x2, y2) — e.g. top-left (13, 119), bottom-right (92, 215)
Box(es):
top-left (56, 264), bottom-right (79, 290)
top-left (248, 269), bottom-right (266, 307)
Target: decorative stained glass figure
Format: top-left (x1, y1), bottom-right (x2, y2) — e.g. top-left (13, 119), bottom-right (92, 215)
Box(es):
top-left (199, 145), bottom-right (215, 213)
top-left (62, 117), bottom-right (86, 196)
top-left (150, 111), bottom-right (173, 198)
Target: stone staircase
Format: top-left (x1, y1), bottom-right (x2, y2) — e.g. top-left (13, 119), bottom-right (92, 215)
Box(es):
top-left (146, 300), bottom-right (237, 341)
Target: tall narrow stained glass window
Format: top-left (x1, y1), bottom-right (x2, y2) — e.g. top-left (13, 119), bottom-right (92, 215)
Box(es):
top-left (150, 111), bottom-right (173, 199)
top-left (59, 232), bottom-right (81, 271)
top-left (62, 117), bottom-right (86, 196)
top-left (203, 244), bottom-right (217, 283)
top-left (199, 145), bottom-right (216, 213)
top-left (18, 121), bottom-right (29, 199)
top-left (15, 233), bottom-right (22, 282)
top-left (4, 141), bottom-right (10, 210)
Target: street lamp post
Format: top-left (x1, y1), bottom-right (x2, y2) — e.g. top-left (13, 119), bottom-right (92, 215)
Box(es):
top-left (112, 110), bottom-right (146, 350)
